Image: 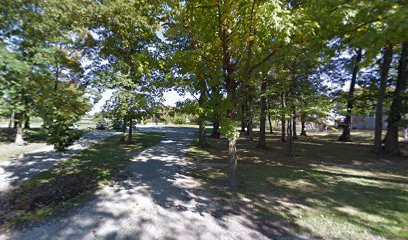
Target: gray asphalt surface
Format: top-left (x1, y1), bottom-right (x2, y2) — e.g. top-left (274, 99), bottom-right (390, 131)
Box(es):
top-left (1, 127), bottom-right (310, 240)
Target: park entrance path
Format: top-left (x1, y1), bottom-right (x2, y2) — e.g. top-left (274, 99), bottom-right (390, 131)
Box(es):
top-left (0, 130), bottom-right (119, 195)
top-left (1, 127), bottom-right (309, 240)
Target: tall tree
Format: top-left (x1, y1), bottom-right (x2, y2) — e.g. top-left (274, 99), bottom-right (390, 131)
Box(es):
top-left (256, 78), bottom-right (268, 149)
top-left (90, 0), bottom-right (161, 143)
top-left (338, 48), bottom-right (362, 142)
top-left (374, 45), bottom-right (393, 153)
top-left (384, 42), bottom-right (408, 154)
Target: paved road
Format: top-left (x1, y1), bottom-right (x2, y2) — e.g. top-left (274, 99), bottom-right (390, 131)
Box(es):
top-left (0, 130), bottom-right (119, 195)
top-left (1, 127), bottom-right (310, 240)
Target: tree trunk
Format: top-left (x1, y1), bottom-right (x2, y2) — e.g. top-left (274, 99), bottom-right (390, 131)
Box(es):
top-left (246, 96), bottom-right (253, 140)
top-left (198, 115), bottom-right (207, 147)
top-left (384, 42), bottom-right (408, 154)
top-left (198, 76), bottom-right (207, 148)
top-left (121, 116), bottom-right (127, 141)
top-left (210, 120), bottom-right (221, 138)
top-left (128, 117), bottom-right (133, 143)
top-left (228, 138), bottom-right (238, 186)
top-left (292, 110), bottom-right (298, 139)
top-left (280, 93), bottom-right (286, 142)
top-left (9, 111), bottom-right (14, 129)
top-left (240, 103), bottom-right (246, 132)
top-left (257, 79), bottom-right (268, 149)
top-left (268, 113), bottom-right (273, 134)
top-left (374, 44), bottom-right (393, 153)
top-left (300, 114), bottom-right (307, 136)
top-left (338, 48), bottom-right (362, 142)
top-left (226, 98), bottom-right (238, 186)
top-left (218, 0), bottom-right (238, 187)
top-left (14, 114), bottom-right (25, 145)
top-left (287, 117), bottom-right (293, 157)
top-left (24, 115), bottom-right (30, 129)
top-left (267, 98), bottom-right (273, 134)
top-left (268, 108), bottom-right (273, 134)
top-left (24, 96), bottom-right (30, 129)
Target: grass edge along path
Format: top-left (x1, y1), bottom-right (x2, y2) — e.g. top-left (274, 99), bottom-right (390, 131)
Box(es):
top-left (1, 131), bottom-right (165, 228)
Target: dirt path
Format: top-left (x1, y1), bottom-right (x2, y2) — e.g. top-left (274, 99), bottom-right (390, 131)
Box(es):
top-left (1, 127), bottom-right (310, 240)
top-left (0, 130), bottom-right (119, 195)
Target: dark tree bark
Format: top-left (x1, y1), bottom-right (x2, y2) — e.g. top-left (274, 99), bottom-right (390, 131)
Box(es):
top-left (300, 114), bottom-right (307, 136)
top-left (292, 110), bottom-right (298, 139)
top-left (210, 120), bottom-right (221, 138)
top-left (384, 42), bottom-right (408, 155)
top-left (24, 116), bottom-right (30, 129)
top-left (280, 93), bottom-right (286, 142)
top-left (128, 117), bottom-right (133, 143)
top-left (257, 79), bottom-right (268, 149)
top-left (338, 48), bottom-right (362, 142)
top-left (267, 100), bottom-right (273, 134)
top-left (287, 116), bottom-right (293, 157)
top-left (198, 78), bottom-right (208, 148)
top-left (374, 44), bottom-right (393, 153)
top-left (240, 103), bottom-right (246, 132)
top-left (122, 116), bottom-right (127, 133)
top-left (120, 116), bottom-right (127, 141)
top-left (246, 96), bottom-right (254, 140)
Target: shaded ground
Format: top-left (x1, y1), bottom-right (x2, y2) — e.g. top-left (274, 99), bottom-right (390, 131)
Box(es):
top-left (187, 130), bottom-right (408, 240)
top-left (0, 127), bottom-right (313, 240)
top-left (0, 130), bottom-right (119, 195)
top-left (0, 132), bottom-right (164, 227)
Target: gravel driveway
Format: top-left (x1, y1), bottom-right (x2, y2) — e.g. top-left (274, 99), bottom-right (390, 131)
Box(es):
top-left (1, 127), bottom-right (310, 240)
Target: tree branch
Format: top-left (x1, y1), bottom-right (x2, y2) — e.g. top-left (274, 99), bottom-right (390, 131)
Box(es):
top-left (248, 48), bottom-right (279, 74)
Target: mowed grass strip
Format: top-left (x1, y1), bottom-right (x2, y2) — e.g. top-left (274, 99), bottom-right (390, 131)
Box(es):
top-left (187, 131), bottom-right (408, 240)
top-left (2, 131), bottom-right (164, 226)
top-left (0, 128), bottom-right (86, 162)
top-left (191, 165), bottom-right (408, 240)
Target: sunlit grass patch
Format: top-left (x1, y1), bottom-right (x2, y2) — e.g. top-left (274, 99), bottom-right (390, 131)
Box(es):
top-left (188, 133), bottom-right (408, 240)
top-left (0, 142), bottom-right (48, 162)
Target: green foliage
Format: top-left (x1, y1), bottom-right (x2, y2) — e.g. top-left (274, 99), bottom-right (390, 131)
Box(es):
top-left (33, 80), bottom-right (90, 150)
top-left (220, 119), bottom-right (239, 141)
top-left (44, 123), bottom-right (82, 152)
top-left (0, 0), bottom-right (94, 146)
top-left (172, 116), bottom-right (187, 125)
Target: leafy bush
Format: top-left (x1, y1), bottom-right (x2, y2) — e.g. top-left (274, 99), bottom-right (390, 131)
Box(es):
top-left (173, 116), bottom-right (186, 124)
top-left (45, 123), bottom-right (83, 151)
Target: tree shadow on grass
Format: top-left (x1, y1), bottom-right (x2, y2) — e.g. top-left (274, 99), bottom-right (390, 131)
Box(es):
top-left (0, 131), bottom-right (119, 195)
top-left (5, 127), bottom-right (320, 240)
top-left (199, 165), bottom-right (408, 239)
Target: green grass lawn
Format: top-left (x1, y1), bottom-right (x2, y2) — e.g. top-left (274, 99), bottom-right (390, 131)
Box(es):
top-left (0, 143), bottom-right (48, 162)
top-left (187, 130), bottom-right (408, 240)
top-left (1, 132), bottom-right (164, 226)
top-left (0, 128), bottom-right (85, 143)
top-left (0, 128), bottom-right (86, 162)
